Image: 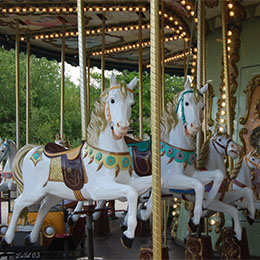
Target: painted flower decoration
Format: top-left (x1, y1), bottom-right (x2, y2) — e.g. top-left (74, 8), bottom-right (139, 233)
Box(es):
top-left (89, 149), bottom-right (93, 156)
top-left (106, 155), bottom-right (115, 166)
top-left (33, 153), bottom-right (39, 160)
top-left (189, 154), bottom-right (196, 164)
top-left (96, 152), bottom-right (102, 161)
top-left (121, 157), bottom-right (130, 168)
top-left (167, 148), bottom-right (174, 156)
top-left (176, 151), bottom-right (185, 161)
top-left (161, 143), bottom-right (165, 150)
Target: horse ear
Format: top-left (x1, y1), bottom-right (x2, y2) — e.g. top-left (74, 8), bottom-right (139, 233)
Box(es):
top-left (110, 72), bottom-right (117, 86)
top-left (222, 125), bottom-right (227, 134)
top-left (55, 134), bottom-right (59, 139)
top-left (184, 77), bottom-right (191, 90)
top-left (62, 134), bottom-right (65, 139)
top-left (127, 77), bottom-right (137, 91)
top-left (5, 138), bottom-right (8, 143)
top-left (199, 83), bottom-right (208, 94)
top-left (0, 138), bottom-right (2, 143)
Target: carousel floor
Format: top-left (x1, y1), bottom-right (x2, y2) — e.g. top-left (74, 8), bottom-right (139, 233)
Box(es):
top-left (0, 200), bottom-right (186, 260)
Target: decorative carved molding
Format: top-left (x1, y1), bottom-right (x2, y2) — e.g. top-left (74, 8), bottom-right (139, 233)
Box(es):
top-left (240, 75), bottom-right (260, 125)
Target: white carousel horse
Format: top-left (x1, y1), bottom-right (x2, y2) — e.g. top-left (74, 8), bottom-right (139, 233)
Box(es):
top-left (231, 149), bottom-right (260, 210)
top-left (0, 73), bottom-right (152, 250)
top-left (138, 79), bottom-right (224, 231)
top-left (0, 138), bottom-right (17, 191)
top-left (194, 128), bottom-right (256, 241)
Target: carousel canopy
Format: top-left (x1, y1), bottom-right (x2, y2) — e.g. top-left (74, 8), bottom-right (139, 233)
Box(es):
top-left (0, 0), bottom-right (259, 74)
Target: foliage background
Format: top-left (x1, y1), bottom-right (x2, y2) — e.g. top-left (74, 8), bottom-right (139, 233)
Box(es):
top-left (0, 47), bottom-right (184, 147)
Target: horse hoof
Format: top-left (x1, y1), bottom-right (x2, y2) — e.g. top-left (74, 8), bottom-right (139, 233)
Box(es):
top-left (120, 222), bottom-right (127, 232)
top-left (121, 234), bottom-right (133, 249)
top-left (188, 219), bottom-right (198, 233)
top-left (68, 216), bottom-right (74, 226)
top-left (233, 236), bottom-right (242, 245)
top-left (0, 238), bottom-right (11, 251)
top-left (247, 216), bottom-right (254, 226)
top-left (24, 235), bottom-right (34, 246)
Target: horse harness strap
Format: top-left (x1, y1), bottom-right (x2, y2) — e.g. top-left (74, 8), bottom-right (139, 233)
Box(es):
top-left (245, 154), bottom-right (260, 169)
top-left (212, 138), bottom-right (232, 155)
top-left (84, 143), bottom-right (132, 177)
top-left (161, 141), bottom-right (196, 169)
top-left (0, 142), bottom-right (10, 162)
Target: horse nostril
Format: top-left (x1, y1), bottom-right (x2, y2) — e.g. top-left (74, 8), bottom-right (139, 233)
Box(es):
top-left (117, 123), bottom-right (121, 128)
top-left (191, 123), bottom-right (194, 128)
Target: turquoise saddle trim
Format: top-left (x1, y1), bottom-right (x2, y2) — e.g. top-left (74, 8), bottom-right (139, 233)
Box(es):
top-left (160, 141), bottom-right (197, 165)
top-left (126, 139), bottom-right (151, 151)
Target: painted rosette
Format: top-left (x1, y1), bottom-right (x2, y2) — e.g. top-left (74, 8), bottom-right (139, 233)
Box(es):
top-left (175, 151), bottom-right (185, 163)
top-left (189, 153), bottom-right (197, 165)
top-left (121, 157), bottom-right (130, 169)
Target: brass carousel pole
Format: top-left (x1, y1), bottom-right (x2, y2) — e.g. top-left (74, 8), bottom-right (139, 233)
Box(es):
top-left (151, 0), bottom-right (162, 259)
top-left (221, 0), bottom-right (233, 171)
top-left (26, 38), bottom-right (30, 145)
top-left (101, 16), bottom-right (105, 92)
top-left (60, 19), bottom-right (65, 138)
top-left (87, 58), bottom-right (91, 125)
top-left (161, 0), bottom-right (165, 113)
top-left (184, 39), bottom-right (187, 80)
top-left (196, 0), bottom-right (203, 153)
top-left (77, 0), bottom-right (87, 141)
top-left (202, 1), bottom-right (207, 142)
top-left (138, 12), bottom-right (143, 140)
top-left (15, 20), bottom-right (20, 149)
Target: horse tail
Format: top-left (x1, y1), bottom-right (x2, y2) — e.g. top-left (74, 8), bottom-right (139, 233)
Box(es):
top-left (12, 144), bottom-right (37, 196)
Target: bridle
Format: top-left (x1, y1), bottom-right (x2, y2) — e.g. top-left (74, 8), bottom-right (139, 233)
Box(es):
top-left (176, 90), bottom-right (203, 135)
top-left (212, 135), bottom-right (232, 155)
top-left (245, 152), bottom-right (260, 170)
top-left (104, 85), bottom-right (133, 140)
top-left (0, 141), bottom-right (9, 162)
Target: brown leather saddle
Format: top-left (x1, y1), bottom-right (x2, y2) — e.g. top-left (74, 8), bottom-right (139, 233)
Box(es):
top-left (124, 136), bottom-right (152, 177)
top-left (44, 142), bottom-right (86, 190)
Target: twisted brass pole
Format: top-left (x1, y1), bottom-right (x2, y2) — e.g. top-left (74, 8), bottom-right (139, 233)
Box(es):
top-left (221, 0), bottom-right (233, 171)
top-left (101, 16), bottom-right (105, 92)
top-left (138, 12), bottom-right (143, 140)
top-left (26, 38), bottom-right (30, 145)
top-left (196, 0), bottom-right (203, 153)
top-left (15, 20), bottom-right (20, 149)
top-left (161, 0), bottom-right (165, 113)
top-left (77, 0), bottom-right (87, 141)
top-left (151, 0), bottom-right (162, 259)
top-left (60, 20), bottom-right (65, 138)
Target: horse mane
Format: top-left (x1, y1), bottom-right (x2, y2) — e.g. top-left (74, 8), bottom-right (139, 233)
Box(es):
top-left (87, 90), bottom-right (107, 146)
top-left (160, 93), bottom-right (180, 140)
top-left (230, 156), bottom-right (244, 178)
top-left (196, 139), bottom-right (210, 169)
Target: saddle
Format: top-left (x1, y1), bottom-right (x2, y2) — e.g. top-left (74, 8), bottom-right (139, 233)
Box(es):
top-left (124, 136), bottom-right (152, 177)
top-left (44, 143), bottom-right (87, 190)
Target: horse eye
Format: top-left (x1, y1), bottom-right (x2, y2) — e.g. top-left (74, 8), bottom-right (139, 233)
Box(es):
top-left (185, 102), bottom-right (189, 106)
top-left (218, 138), bottom-right (222, 142)
top-left (202, 106), bottom-right (204, 111)
top-left (111, 99), bottom-right (115, 104)
top-left (131, 104), bottom-right (134, 108)
top-left (252, 158), bottom-right (255, 161)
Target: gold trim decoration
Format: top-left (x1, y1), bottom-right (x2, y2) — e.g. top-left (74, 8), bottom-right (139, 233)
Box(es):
top-left (30, 148), bottom-right (44, 167)
top-left (73, 190), bottom-right (86, 201)
top-left (170, 197), bottom-right (181, 239)
top-left (240, 75), bottom-right (260, 125)
top-left (254, 97), bottom-right (260, 120)
top-left (84, 143), bottom-right (132, 177)
top-left (48, 157), bottom-right (63, 183)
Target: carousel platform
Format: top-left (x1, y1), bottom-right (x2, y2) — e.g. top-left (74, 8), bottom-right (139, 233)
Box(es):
top-left (0, 200), bottom-right (187, 259)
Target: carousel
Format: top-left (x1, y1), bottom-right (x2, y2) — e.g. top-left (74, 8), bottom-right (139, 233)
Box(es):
top-left (0, 0), bottom-right (259, 259)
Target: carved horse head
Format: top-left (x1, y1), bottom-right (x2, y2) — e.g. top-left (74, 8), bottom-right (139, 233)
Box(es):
top-left (211, 126), bottom-right (241, 159)
top-left (176, 78), bottom-right (208, 137)
top-left (104, 73), bottom-right (137, 139)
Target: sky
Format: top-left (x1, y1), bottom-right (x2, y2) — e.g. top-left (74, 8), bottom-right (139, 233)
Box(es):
top-left (65, 62), bottom-right (122, 88)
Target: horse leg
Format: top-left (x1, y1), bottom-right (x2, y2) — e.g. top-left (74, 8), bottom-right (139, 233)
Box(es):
top-left (254, 199), bottom-right (260, 210)
top-left (2, 193), bottom-right (44, 247)
top-left (92, 200), bottom-right (106, 221)
top-left (26, 194), bottom-right (61, 245)
top-left (91, 182), bottom-right (138, 248)
top-left (207, 199), bottom-right (242, 241)
top-left (139, 192), bottom-right (153, 221)
top-left (68, 201), bottom-right (84, 225)
top-left (130, 176), bottom-right (152, 197)
top-left (194, 169), bottom-right (224, 207)
top-left (164, 174), bottom-right (205, 227)
top-left (223, 189), bottom-right (256, 223)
